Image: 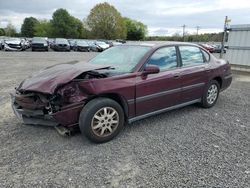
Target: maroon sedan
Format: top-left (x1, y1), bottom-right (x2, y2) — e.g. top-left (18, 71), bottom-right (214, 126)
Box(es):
top-left (199, 44), bottom-right (215, 53)
top-left (11, 42), bottom-right (232, 143)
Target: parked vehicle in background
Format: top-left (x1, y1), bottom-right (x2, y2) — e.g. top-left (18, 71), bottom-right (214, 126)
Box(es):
top-left (212, 44), bottom-right (226, 53)
top-left (198, 44), bottom-right (215, 53)
top-left (87, 41), bottom-right (100, 52)
top-left (0, 37), bottom-right (6, 49)
top-left (31, 37), bottom-right (49, 51)
top-left (74, 40), bottom-right (90, 52)
top-left (95, 41), bottom-right (110, 51)
top-left (11, 42), bottom-right (232, 143)
top-left (68, 39), bottom-right (77, 50)
top-left (99, 40), bottom-right (113, 48)
top-left (112, 41), bottom-right (123, 46)
top-left (22, 38), bottom-right (31, 49)
top-left (47, 38), bottom-right (54, 48)
top-left (4, 38), bottom-right (25, 51)
top-left (52, 38), bottom-right (70, 51)
top-left (105, 41), bottom-right (114, 47)
top-left (116, 39), bottom-right (126, 44)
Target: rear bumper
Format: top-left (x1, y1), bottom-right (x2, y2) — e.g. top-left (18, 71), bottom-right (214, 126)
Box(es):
top-left (221, 74), bottom-right (232, 91)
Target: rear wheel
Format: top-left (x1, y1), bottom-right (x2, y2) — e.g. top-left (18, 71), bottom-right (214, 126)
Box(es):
top-left (79, 98), bottom-right (124, 143)
top-left (201, 80), bottom-right (220, 108)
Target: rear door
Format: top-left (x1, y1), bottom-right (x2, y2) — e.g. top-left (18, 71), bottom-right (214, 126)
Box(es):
top-left (178, 46), bottom-right (210, 103)
top-left (135, 46), bottom-right (182, 116)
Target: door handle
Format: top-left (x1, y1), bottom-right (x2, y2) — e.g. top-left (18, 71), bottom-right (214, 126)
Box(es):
top-left (205, 69), bottom-right (211, 73)
top-left (173, 74), bottom-right (180, 79)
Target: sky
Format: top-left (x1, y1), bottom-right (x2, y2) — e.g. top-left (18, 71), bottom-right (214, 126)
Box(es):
top-left (0, 0), bottom-right (250, 36)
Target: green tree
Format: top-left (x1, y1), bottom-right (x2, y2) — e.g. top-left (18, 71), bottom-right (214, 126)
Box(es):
top-left (0, 28), bottom-right (5, 36)
top-left (124, 17), bottom-right (147, 40)
top-left (4, 23), bottom-right (17, 37)
top-left (34, 19), bottom-right (52, 37)
top-left (72, 18), bottom-right (85, 38)
top-left (86, 2), bottom-right (126, 39)
top-left (81, 19), bottom-right (91, 38)
top-left (21, 17), bottom-right (39, 37)
top-left (50, 8), bottom-right (84, 38)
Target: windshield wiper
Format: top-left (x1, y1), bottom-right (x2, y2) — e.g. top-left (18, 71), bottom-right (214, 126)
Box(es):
top-left (99, 66), bottom-right (116, 70)
top-left (107, 66), bottom-right (116, 70)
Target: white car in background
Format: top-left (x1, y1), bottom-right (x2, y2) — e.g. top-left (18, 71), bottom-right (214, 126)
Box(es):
top-left (4, 38), bottom-right (25, 51)
top-left (95, 41), bottom-right (110, 51)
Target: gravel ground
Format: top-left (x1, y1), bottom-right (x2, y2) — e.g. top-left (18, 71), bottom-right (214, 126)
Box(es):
top-left (0, 51), bottom-right (249, 188)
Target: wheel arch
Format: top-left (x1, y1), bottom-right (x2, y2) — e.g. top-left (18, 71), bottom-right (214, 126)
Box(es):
top-left (86, 93), bottom-right (129, 119)
top-left (212, 76), bottom-right (222, 88)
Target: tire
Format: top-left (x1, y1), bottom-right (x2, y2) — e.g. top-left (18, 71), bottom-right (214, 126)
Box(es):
top-left (201, 80), bottom-right (220, 108)
top-left (79, 98), bottom-right (124, 143)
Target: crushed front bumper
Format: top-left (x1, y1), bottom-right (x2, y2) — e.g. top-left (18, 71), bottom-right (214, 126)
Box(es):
top-left (4, 44), bottom-right (23, 51)
top-left (11, 93), bottom-right (85, 127)
top-left (10, 93), bottom-right (58, 126)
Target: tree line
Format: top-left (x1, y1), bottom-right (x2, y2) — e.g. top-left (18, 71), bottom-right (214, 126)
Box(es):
top-left (0, 2), bottom-right (223, 42)
top-left (0, 2), bottom-right (148, 40)
top-left (146, 32), bottom-right (223, 42)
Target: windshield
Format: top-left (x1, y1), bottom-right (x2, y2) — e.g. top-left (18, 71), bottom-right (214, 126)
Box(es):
top-left (6, 38), bottom-right (21, 41)
top-left (89, 46), bottom-right (150, 73)
top-left (77, 40), bottom-right (88, 45)
top-left (56, 39), bottom-right (68, 44)
top-left (32, 37), bottom-right (46, 43)
top-left (96, 41), bottom-right (106, 45)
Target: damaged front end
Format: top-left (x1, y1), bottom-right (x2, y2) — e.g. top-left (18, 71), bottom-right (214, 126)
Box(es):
top-left (11, 87), bottom-right (86, 127)
top-left (11, 64), bottom-right (110, 129)
top-left (11, 91), bottom-right (59, 126)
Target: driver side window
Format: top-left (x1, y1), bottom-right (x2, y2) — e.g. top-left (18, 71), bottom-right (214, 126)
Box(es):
top-left (147, 47), bottom-right (177, 71)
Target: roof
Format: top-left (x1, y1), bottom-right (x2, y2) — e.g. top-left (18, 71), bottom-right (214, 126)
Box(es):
top-left (229, 24), bottom-right (250, 31)
top-left (124, 41), bottom-right (199, 48)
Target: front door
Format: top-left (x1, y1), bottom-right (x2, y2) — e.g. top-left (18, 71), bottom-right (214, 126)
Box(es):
top-left (135, 46), bottom-right (182, 116)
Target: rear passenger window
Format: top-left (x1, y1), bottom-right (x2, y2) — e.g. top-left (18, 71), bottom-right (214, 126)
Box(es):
top-left (147, 47), bottom-right (177, 71)
top-left (179, 46), bottom-right (205, 66)
top-left (201, 49), bottom-right (210, 62)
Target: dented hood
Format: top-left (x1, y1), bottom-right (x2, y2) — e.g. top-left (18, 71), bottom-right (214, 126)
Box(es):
top-left (18, 62), bottom-right (109, 94)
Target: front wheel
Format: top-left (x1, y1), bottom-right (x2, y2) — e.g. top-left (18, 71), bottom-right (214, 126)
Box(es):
top-left (201, 80), bottom-right (220, 108)
top-left (79, 98), bottom-right (124, 143)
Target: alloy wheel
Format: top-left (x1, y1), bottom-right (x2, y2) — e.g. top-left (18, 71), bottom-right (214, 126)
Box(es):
top-left (207, 84), bottom-right (218, 105)
top-left (91, 107), bottom-right (119, 137)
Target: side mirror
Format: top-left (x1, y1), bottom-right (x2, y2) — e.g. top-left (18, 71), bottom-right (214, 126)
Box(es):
top-left (143, 65), bottom-right (160, 75)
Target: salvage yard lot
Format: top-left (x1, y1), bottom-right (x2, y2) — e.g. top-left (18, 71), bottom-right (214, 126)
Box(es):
top-left (0, 52), bottom-right (249, 187)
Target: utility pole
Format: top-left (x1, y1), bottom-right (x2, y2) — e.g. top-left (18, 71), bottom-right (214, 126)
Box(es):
top-left (181, 24), bottom-right (186, 41)
top-left (196, 26), bottom-right (200, 35)
top-left (220, 16), bottom-right (231, 58)
top-left (196, 26), bottom-right (200, 42)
